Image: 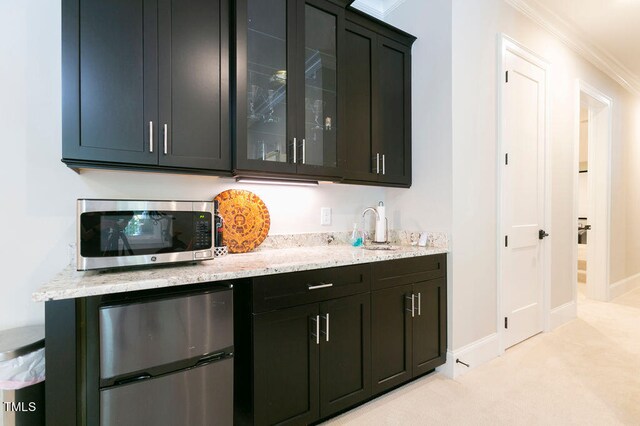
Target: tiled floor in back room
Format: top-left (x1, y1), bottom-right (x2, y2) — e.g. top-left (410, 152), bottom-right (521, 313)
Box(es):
top-left (324, 287), bottom-right (640, 425)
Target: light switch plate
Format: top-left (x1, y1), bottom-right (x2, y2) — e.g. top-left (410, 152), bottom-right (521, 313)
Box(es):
top-left (320, 207), bottom-right (331, 226)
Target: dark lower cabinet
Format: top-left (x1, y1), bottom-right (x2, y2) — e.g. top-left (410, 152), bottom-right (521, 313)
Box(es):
top-left (371, 284), bottom-right (413, 394)
top-left (247, 294), bottom-right (371, 425)
top-left (412, 278), bottom-right (447, 376)
top-left (236, 266), bottom-right (372, 425)
top-left (237, 255), bottom-right (445, 425)
top-left (319, 294), bottom-right (371, 418)
top-left (371, 259), bottom-right (447, 395)
top-left (253, 305), bottom-right (320, 426)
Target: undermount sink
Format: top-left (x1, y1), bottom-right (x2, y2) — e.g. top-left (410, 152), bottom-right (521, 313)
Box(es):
top-left (362, 245), bottom-right (399, 251)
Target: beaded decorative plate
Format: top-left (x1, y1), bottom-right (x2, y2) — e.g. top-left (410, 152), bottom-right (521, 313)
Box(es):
top-left (213, 189), bottom-right (271, 253)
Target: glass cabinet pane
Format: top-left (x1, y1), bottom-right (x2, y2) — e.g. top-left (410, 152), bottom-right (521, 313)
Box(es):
top-left (304, 5), bottom-right (337, 168)
top-left (247, 0), bottom-right (288, 163)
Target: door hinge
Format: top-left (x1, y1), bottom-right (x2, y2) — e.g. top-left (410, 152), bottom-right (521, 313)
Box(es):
top-left (504, 317), bottom-right (508, 329)
top-left (504, 235), bottom-right (508, 247)
top-left (505, 153), bottom-right (508, 165)
top-left (505, 70), bottom-right (509, 83)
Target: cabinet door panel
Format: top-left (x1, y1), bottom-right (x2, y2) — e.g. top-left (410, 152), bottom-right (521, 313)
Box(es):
top-left (158, 0), bottom-right (230, 170)
top-left (253, 305), bottom-right (319, 426)
top-left (343, 22), bottom-right (378, 182)
top-left (295, 0), bottom-right (344, 178)
top-left (66, 0), bottom-right (157, 164)
top-left (371, 284), bottom-right (412, 395)
top-left (235, 0), bottom-right (297, 174)
top-left (319, 294), bottom-right (371, 417)
top-left (413, 278), bottom-right (447, 376)
top-left (377, 37), bottom-right (411, 185)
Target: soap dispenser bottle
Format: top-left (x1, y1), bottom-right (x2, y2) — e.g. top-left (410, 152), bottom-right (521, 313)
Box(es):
top-left (350, 223), bottom-right (363, 247)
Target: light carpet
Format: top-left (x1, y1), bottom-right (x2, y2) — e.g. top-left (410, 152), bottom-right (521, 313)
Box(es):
top-left (325, 287), bottom-right (640, 425)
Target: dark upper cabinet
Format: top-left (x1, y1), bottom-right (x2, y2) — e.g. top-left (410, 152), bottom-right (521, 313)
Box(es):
top-left (343, 13), bottom-right (414, 187)
top-left (235, 0), bottom-right (345, 179)
top-left (62, 0), bottom-right (230, 174)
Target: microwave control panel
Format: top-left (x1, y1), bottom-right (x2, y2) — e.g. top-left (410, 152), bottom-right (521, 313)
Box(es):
top-left (193, 214), bottom-right (213, 250)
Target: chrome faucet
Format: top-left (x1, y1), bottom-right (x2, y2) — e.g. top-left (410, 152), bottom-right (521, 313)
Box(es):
top-left (361, 207), bottom-right (380, 221)
top-left (362, 207), bottom-right (386, 243)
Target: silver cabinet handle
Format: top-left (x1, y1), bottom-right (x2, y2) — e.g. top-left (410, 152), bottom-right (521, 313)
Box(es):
top-left (302, 138), bottom-right (306, 164)
top-left (321, 313), bottom-right (330, 342)
top-left (293, 137), bottom-right (297, 164)
top-left (418, 292), bottom-right (421, 316)
top-left (382, 154), bottom-right (386, 175)
top-left (149, 121), bottom-right (154, 153)
top-left (163, 124), bottom-right (168, 155)
top-left (311, 315), bottom-right (320, 345)
top-left (405, 294), bottom-right (415, 317)
top-left (376, 153), bottom-right (380, 174)
top-left (308, 282), bottom-right (333, 290)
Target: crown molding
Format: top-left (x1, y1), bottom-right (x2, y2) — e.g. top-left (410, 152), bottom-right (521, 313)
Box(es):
top-left (350, 0), bottom-right (407, 20)
top-left (350, 0), bottom-right (384, 19)
top-left (504, 0), bottom-right (640, 96)
top-left (383, 0), bottom-right (407, 17)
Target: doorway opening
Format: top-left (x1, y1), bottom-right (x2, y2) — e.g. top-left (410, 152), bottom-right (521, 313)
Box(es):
top-left (573, 81), bottom-right (612, 304)
top-left (577, 107), bottom-right (589, 298)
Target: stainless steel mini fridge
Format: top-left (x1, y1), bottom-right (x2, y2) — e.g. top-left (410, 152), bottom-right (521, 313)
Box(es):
top-left (98, 287), bottom-right (233, 426)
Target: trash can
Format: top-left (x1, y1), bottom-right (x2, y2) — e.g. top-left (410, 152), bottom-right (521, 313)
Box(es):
top-left (0, 326), bottom-right (45, 426)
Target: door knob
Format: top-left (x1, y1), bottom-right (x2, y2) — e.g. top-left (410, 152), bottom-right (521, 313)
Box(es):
top-left (538, 229), bottom-right (549, 240)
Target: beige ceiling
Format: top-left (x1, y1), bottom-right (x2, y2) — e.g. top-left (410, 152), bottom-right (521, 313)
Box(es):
top-left (532, 0), bottom-right (640, 76)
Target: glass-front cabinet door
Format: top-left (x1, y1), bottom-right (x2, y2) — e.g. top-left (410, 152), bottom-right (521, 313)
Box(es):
top-left (236, 0), bottom-right (297, 174)
top-left (236, 0), bottom-right (344, 178)
top-left (296, 1), bottom-right (344, 177)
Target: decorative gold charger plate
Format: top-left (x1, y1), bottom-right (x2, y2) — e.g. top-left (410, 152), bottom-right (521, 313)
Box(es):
top-left (213, 189), bottom-right (270, 253)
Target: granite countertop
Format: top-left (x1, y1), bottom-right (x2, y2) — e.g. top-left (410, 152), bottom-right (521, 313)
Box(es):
top-left (33, 240), bottom-right (448, 302)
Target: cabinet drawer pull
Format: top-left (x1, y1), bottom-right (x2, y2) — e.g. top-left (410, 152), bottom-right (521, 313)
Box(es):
top-left (321, 313), bottom-right (330, 342)
top-left (382, 154), bottom-right (386, 175)
top-left (302, 138), bottom-right (306, 164)
top-left (418, 292), bottom-right (421, 316)
top-left (163, 124), bottom-right (168, 155)
top-left (307, 282), bottom-right (333, 290)
top-left (376, 153), bottom-right (380, 174)
top-left (405, 294), bottom-right (415, 317)
top-left (149, 121), bottom-right (154, 153)
top-left (293, 137), bottom-right (297, 164)
top-left (311, 315), bottom-right (320, 345)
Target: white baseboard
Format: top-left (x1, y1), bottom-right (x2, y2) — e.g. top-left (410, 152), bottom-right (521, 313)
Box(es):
top-left (436, 333), bottom-right (500, 379)
top-left (610, 272), bottom-right (640, 299)
top-left (549, 301), bottom-right (576, 330)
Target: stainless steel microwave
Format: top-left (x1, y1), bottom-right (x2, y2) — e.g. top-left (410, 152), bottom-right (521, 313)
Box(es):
top-left (77, 199), bottom-right (214, 271)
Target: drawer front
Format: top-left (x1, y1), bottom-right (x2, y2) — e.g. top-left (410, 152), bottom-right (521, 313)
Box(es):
top-left (252, 264), bottom-right (371, 313)
top-left (373, 254), bottom-right (446, 290)
top-left (99, 289), bottom-right (233, 379)
top-left (100, 358), bottom-right (233, 426)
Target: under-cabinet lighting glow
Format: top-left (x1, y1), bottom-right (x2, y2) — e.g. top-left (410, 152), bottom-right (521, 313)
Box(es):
top-left (235, 177), bottom-right (319, 187)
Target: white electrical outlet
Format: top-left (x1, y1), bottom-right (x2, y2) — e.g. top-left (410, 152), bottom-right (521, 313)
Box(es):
top-left (320, 207), bottom-right (331, 226)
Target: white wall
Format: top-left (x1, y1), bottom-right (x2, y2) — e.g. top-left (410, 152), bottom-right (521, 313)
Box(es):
top-left (384, 0), bottom-right (453, 235)
top-left (448, 0), bottom-right (639, 349)
top-left (0, 1), bottom-right (388, 331)
top-left (383, 0), bottom-right (640, 353)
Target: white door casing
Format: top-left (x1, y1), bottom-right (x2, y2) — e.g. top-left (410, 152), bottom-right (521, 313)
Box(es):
top-left (499, 37), bottom-right (548, 350)
top-left (574, 81), bottom-right (612, 302)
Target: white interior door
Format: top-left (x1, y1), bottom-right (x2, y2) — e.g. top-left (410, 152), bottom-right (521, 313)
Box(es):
top-left (502, 49), bottom-right (546, 349)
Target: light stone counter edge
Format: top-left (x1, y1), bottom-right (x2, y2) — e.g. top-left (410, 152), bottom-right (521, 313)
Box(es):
top-left (33, 244), bottom-right (448, 302)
